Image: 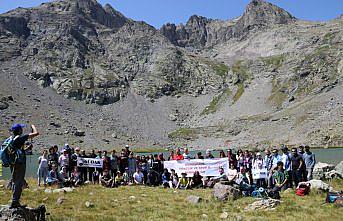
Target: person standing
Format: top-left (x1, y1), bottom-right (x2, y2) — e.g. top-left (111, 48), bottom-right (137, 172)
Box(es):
top-left (267, 148), bottom-right (281, 188)
top-left (37, 150), bottom-right (49, 187)
top-left (128, 152), bottom-right (137, 182)
top-left (79, 150), bottom-right (88, 182)
top-left (302, 146), bottom-right (316, 181)
top-left (110, 150), bottom-right (119, 178)
top-left (8, 124), bottom-right (39, 208)
top-left (290, 147), bottom-right (304, 187)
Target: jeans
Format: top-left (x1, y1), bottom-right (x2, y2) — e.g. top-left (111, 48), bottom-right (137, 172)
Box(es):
top-left (37, 167), bottom-right (48, 186)
top-left (11, 163), bottom-right (26, 203)
top-left (306, 168), bottom-right (314, 181)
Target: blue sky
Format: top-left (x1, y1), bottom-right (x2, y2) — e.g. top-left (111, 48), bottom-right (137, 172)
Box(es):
top-left (0, 0), bottom-right (342, 28)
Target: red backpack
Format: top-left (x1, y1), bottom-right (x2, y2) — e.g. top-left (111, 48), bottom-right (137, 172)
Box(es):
top-left (296, 183), bottom-right (311, 196)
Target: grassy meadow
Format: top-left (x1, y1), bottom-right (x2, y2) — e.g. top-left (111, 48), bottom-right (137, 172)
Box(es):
top-left (0, 179), bottom-right (342, 221)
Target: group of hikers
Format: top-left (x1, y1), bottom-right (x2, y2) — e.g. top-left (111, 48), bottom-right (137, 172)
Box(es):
top-left (2, 123), bottom-right (317, 208)
top-left (36, 141), bottom-right (316, 195)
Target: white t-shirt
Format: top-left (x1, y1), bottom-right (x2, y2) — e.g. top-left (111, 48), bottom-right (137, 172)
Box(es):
top-left (183, 153), bottom-right (191, 159)
top-left (59, 155), bottom-right (69, 167)
top-left (38, 156), bottom-right (49, 169)
top-left (227, 168), bottom-right (238, 181)
top-left (133, 172), bottom-right (144, 184)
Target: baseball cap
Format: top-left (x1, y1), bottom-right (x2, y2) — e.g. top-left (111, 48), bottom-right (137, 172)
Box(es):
top-left (11, 124), bottom-right (26, 131)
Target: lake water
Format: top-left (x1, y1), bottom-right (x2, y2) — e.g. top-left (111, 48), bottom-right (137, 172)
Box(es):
top-left (0, 148), bottom-right (342, 180)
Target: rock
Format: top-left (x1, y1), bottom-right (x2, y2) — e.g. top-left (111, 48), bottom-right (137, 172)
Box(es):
top-left (325, 170), bottom-right (343, 179)
top-left (44, 188), bottom-right (53, 194)
top-left (74, 130), bottom-right (85, 137)
top-left (213, 183), bottom-right (241, 201)
top-left (62, 187), bottom-right (74, 193)
top-left (307, 180), bottom-right (331, 192)
top-left (334, 161), bottom-right (343, 177)
top-left (53, 189), bottom-right (66, 194)
top-left (0, 101), bottom-right (9, 110)
top-left (84, 181), bottom-right (91, 185)
top-left (168, 114), bottom-right (178, 121)
top-left (129, 196), bottom-right (136, 200)
top-left (313, 162), bottom-right (335, 180)
top-left (244, 199), bottom-right (281, 211)
top-left (186, 195), bottom-right (202, 204)
top-left (219, 211), bottom-right (229, 219)
top-left (201, 214), bottom-right (208, 218)
top-left (111, 132), bottom-right (118, 138)
top-left (0, 204), bottom-right (46, 221)
top-left (56, 197), bottom-right (65, 205)
top-left (85, 201), bottom-right (94, 208)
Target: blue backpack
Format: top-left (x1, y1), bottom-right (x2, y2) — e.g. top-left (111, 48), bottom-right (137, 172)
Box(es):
top-left (0, 136), bottom-right (20, 167)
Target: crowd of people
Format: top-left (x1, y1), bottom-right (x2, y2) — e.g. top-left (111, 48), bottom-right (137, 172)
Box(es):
top-left (37, 143), bottom-right (316, 195)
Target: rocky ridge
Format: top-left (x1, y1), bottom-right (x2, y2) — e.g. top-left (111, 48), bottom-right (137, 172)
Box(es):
top-left (0, 0), bottom-right (342, 149)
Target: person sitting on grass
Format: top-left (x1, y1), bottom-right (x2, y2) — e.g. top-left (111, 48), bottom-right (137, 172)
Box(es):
top-left (100, 169), bottom-right (115, 188)
top-left (123, 168), bottom-right (130, 184)
top-left (210, 167), bottom-right (227, 184)
top-left (71, 166), bottom-right (83, 187)
top-left (133, 168), bottom-right (145, 185)
top-left (47, 164), bottom-right (59, 186)
top-left (169, 169), bottom-right (179, 188)
top-left (92, 168), bottom-right (100, 184)
top-left (272, 161), bottom-right (289, 192)
top-left (161, 168), bottom-right (171, 188)
top-left (190, 171), bottom-right (203, 188)
top-left (147, 167), bottom-right (160, 186)
top-left (59, 166), bottom-right (71, 187)
top-left (227, 162), bottom-right (238, 185)
top-left (175, 172), bottom-right (190, 189)
top-left (115, 171), bottom-right (125, 186)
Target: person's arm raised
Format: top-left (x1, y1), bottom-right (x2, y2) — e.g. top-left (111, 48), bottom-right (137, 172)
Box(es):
top-left (28, 125), bottom-right (39, 139)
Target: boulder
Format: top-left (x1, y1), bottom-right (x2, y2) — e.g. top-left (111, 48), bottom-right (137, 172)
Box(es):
top-left (334, 161), bottom-right (343, 177)
top-left (85, 201), bottom-right (94, 208)
top-left (0, 205), bottom-right (46, 221)
top-left (307, 180), bottom-right (330, 192)
top-left (62, 187), bottom-right (74, 193)
top-left (313, 162), bottom-right (335, 180)
top-left (186, 195), bottom-right (202, 204)
top-left (213, 183), bottom-right (240, 201)
top-left (244, 199), bottom-right (280, 211)
top-left (74, 130), bottom-right (85, 137)
top-left (0, 101), bottom-right (9, 110)
top-left (325, 170), bottom-right (343, 179)
top-left (53, 189), bottom-right (66, 194)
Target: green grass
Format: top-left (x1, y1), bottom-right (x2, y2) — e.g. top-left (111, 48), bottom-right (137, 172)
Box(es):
top-left (0, 179), bottom-right (342, 221)
top-left (200, 59), bottom-right (229, 78)
top-left (262, 54), bottom-right (285, 70)
top-left (232, 83), bottom-right (244, 104)
top-left (267, 78), bottom-right (288, 108)
top-left (168, 128), bottom-right (198, 140)
top-left (201, 88), bottom-right (232, 115)
top-left (231, 60), bottom-right (251, 84)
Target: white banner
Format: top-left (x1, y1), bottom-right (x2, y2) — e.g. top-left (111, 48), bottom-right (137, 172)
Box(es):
top-left (252, 168), bottom-right (268, 179)
top-left (164, 158), bottom-right (228, 177)
top-left (77, 157), bottom-right (103, 168)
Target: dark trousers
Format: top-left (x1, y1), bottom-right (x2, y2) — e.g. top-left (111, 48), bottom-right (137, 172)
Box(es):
top-left (11, 163), bottom-right (26, 203)
top-left (291, 170), bottom-right (302, 187)
top-left (80, 167), bottom-right (88, 182)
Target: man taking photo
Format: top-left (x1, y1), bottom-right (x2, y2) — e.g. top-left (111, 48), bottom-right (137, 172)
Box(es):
top-left (8, 124), bottom-right (39, 208)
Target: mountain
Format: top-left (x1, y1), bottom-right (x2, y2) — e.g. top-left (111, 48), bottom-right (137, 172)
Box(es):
top-left (0, 0), bottom-right (342, 149)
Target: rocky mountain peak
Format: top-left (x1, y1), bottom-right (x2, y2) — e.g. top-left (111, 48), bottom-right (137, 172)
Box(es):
top-left (232, 0), bottom-right (296, 37)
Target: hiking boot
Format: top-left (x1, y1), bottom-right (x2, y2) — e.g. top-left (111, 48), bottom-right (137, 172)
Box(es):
top-left (10, 202), bottom-right (27, 209)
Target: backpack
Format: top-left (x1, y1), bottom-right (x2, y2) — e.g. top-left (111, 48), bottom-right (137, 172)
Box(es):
top-left (0, 136), bottom-right (21, 167)
top-left (296, 183), bottom-right (311, 196)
